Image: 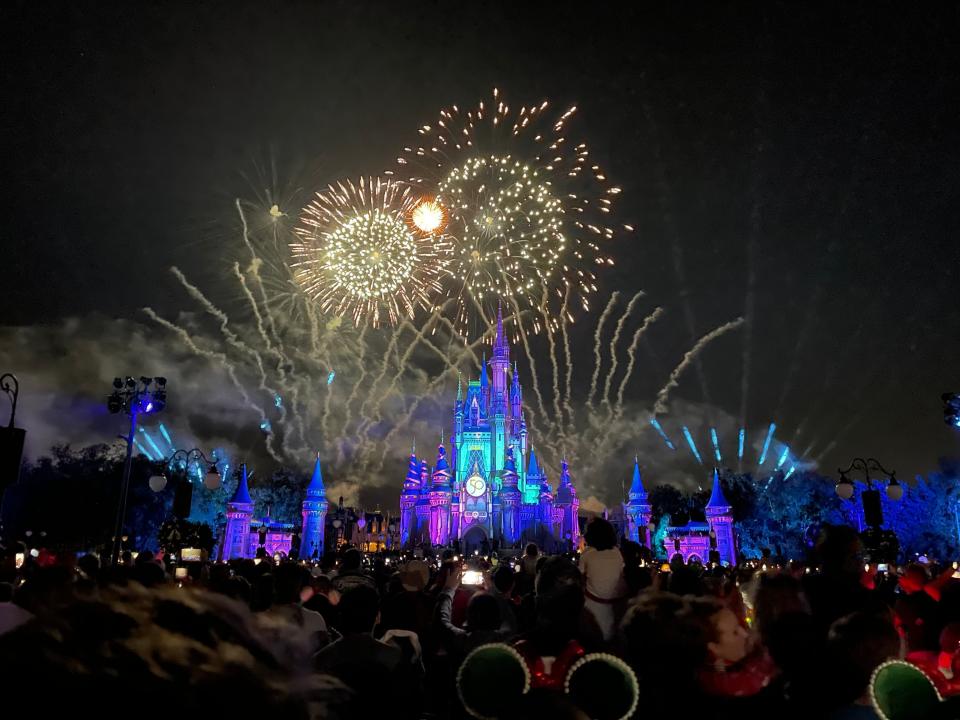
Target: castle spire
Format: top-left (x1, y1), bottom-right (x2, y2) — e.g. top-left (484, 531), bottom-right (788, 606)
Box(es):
top-left (628, 457), bottom-right (646, 501)
top-left (493, 301), bottom-right (509, 363)
top-left (306, 452), bottom-right (326, 498)
top-left (480, 351), bottom-right (488, 389)
top-left (527, 445), bottom-right (542, 478)
top-left (231, 463), bottom-right (252, 504)
top-left (706, 468), bottom-right (730, 509)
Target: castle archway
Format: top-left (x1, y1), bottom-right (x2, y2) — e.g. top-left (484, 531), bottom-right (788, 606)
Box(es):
top-left (461, 524), bottom-right (489, 554)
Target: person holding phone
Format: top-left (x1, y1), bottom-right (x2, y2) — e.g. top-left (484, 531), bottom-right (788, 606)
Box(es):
top-left (433, 567), bottom-right (510, 662)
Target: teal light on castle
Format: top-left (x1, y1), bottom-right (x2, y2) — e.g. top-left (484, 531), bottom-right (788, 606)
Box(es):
top-left (399, 306), bottom-right (580, 551)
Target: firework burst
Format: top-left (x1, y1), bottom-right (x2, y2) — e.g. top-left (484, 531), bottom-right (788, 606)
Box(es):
top-left (292, 176), bottom-right (448, 327)
top-left (392, 88), bottom-right (624, 334)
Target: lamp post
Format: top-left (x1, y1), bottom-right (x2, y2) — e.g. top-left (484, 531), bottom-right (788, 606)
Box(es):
top-left (107, 376), bottom-right (167, 566)
top-left (150, 448), bottom-right (221, 521)
top-left (836, 457), bottom-right (902, 536)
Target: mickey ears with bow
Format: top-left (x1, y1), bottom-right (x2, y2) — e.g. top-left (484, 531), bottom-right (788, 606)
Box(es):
top-left (870, 660), bottom-right (960, 720)
top-left (456, 643), bottom-right (640, 720)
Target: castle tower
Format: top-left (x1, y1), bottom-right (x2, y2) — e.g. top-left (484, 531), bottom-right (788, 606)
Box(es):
top-left (224, 463), bottom-right (254, 559)
top-left (430, 443), bottom-right (453, 545)
top-left (415, 459), bottom-right (432, 545)
top-left (624, 457), bottom-right (653, 546)
top-left (499, 445), bottom-right (522, 545)
top-left (300, 452), bottom-right (330, 560)
top-left (480, 351), bottom-right (489, 410)
top-left (399, 445), bottom-right (421, 547)
top-left (554, 458), bottom-right (580, 549)
top-left (705, 468), bottom-right (736, 566)
top-left (528, 448), bottom-right (553, 539)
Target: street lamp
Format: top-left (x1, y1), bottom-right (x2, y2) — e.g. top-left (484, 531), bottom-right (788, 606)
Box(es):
top-left (836, 457), bottom-right (902, 501)
top-left (151, 448), bottom-right (221, 521)
top-left (107, 376), bottom-right (167, 566)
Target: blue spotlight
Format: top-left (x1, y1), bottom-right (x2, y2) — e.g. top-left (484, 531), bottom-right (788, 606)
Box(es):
top-left (327, 371), bottom-right (336, 385)
top-left (158, 423), bottom-right (174, 451)
top-left (139, 428), bottom-right (164, 460)
top-left (758, 423), bottom-right (776, 465)
top-left (784, 465), bottom-right (797, 480)
top-left (259, 419), bottom-right (272, 433)
top-left (133, 439), bottom-right (156, 461)
top-left (274, 393), bottom-right (283, 409)
top-left (710, 428), bottom-right (722, 464)
top-left (776, 446), bottom-right (790, 470)
top-left (681, 426), bottom-right (704, 465)
top-left (649, 417), bottom-right (676, 450)
top-left (738, 428), bottom-right (745, 459)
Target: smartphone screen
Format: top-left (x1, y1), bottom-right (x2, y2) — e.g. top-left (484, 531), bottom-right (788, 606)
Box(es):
top-left (877, 563), bottom-right (888, 573)
top-left (461, 570), bottom-right (483, 586)
top-left (175, 567), bottom-right (188, 579)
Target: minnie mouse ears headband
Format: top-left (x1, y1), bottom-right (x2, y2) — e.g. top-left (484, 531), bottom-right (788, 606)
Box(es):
top-left (870, 660), bottom-right (960, 720)
top-left (456, 643), bottom-right (639, 720)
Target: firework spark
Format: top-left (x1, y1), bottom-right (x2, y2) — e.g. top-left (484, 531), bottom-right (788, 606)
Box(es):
top-left (393, 88), bottom-right (623, 333)
top-left (292, 176), bottom-right (448, 327)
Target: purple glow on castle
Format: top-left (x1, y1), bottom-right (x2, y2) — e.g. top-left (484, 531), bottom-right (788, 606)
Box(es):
top-left (399, 308), bottom-right (580, 552)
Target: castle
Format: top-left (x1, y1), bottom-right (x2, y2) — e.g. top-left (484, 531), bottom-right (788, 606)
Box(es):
top-left (622, 460), bottom-right (736, 566)
top-left (221, 453), bottom-right (329, 560)
top-left (399, 308), bottom-right (581, 552)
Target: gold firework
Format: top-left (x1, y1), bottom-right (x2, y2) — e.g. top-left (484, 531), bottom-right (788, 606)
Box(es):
top-left (292, 177), bottom-right (448, 327)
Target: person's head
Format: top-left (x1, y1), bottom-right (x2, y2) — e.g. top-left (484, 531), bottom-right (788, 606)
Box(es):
top-left (814, 524), bottom-right (863, 578)
top-left (826, 610), bottom-right (902, 704)
top-left (273, 562), bottom-right (306, 604)
top-left (524, 543), bottom-right (539, 558)
top-left (340, 548), bottom-right (363, 572)
top-left (338, 585), bottom-right (380, 634)
top-left (466, 592), bottom-right (502, 633)
top-left (688, 597), bottom-right (750, 665)
top-left (621, 593), bottom-right (709, 691)
top-left (0, 585), bottom-right (344, 717)
top-left (753, 573), bottom-right (810, 642)
top-left (583, 518), bottom-right (617, 551)
top-left (492, 564), bottom-right (515, 595)
top-left (134, 550), bottom-right (155, 566)
top-left (398, 559), bottom-right (429, 592)
top-left (535, 556), bottom-right (581, 596)
top-left (898, 563), bottom-right (929, 595)
top-left (77, 553), bottom-right (101, 580)
top-left (0, 582), bottom-right (13, 603)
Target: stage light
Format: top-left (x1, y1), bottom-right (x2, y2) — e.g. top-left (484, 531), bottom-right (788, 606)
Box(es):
top-left (155, 377), bottom-right (167, 387)
top-left (107, 392), bottom-right (123, 414)
top-left (125, 377), bottom-right (136, 388)
top-left (113, 377), bottom-right (123, 389)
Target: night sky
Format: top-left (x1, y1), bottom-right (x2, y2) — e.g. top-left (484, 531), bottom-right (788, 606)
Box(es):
top-left (2, 1), bottom-right (959, 507)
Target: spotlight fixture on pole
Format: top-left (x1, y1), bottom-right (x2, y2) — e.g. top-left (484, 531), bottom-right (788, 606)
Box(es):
top-left (107, 375), bottom-right (168, 566)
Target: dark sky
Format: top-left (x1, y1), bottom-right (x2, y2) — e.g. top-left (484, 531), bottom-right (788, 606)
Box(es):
top-left (2, 1), bottom-right (960, 493)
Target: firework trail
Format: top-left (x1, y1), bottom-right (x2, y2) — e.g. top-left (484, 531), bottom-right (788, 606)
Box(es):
top-left (141, 307), bottom-right (285, 463)
top-left (614, 306), bottom-right (665, 417)
top-left (588, 293), bottom-right (620, 410)
top-left (653, 317), bottom-right (745, 416)
top-left (602, 291), bottom-right (644, 412)
top-left (558, 284), bottom-right (576, 427)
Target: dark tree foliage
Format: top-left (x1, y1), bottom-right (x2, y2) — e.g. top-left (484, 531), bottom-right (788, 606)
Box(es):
top-left (1, 443), bottom-right (170, 551)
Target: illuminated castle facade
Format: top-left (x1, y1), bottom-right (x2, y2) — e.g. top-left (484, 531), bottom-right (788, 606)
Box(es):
top-left (623, 462), bottom-right (736, 566)
top-left (222, 454), bottom-right (329, 560)
top-left (399, 308), bottom-right (580, 551)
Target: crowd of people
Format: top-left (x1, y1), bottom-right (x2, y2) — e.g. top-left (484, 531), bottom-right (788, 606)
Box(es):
top-left (2, 519), bottom-right (960, 718)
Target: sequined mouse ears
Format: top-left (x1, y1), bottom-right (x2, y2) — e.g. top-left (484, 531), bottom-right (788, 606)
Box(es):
top-left (456, 643), bottom-right (639, 720)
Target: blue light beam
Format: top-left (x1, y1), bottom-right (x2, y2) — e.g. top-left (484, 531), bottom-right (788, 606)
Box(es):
top-left (710, 428), bottom-right (722, 464)
top-left (681, 426), bottom-right (704, 465)
top-left (649, 417), bottom-right (676, 450)
top-left (133, 439), bottom-right (156, 461)
top-left (327, 371), bottom-right (336, 385)
top-left (738, 428), bottom-right (745, 459)
top-left (784, 465), bottom-right (797, 480)
top-left (158, 423), bottom-right (174, 452)
top-left (139, 428), bottom-right (164, 460)
top-left (758, 423), bottom-right (776, 465)
top-left (776, 446), bottom-right (790, 470)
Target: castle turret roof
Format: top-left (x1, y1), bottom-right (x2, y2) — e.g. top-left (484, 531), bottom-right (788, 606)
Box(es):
top-left (706, 468), bottom-right (731, 509)
top-left (231, 463), bottom-right (252, 505)
top-left (306, 452), bottom-right (326, 498)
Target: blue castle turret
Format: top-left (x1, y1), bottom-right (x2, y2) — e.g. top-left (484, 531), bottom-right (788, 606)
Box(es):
top-left (705, 468), bottom-right (736, 566)
top-left (224, 463), bottom-right (254, 559)
top-left (300, 452), bottom-right (329, 560)
top-left (623, 457), bottom-right (653, 546)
